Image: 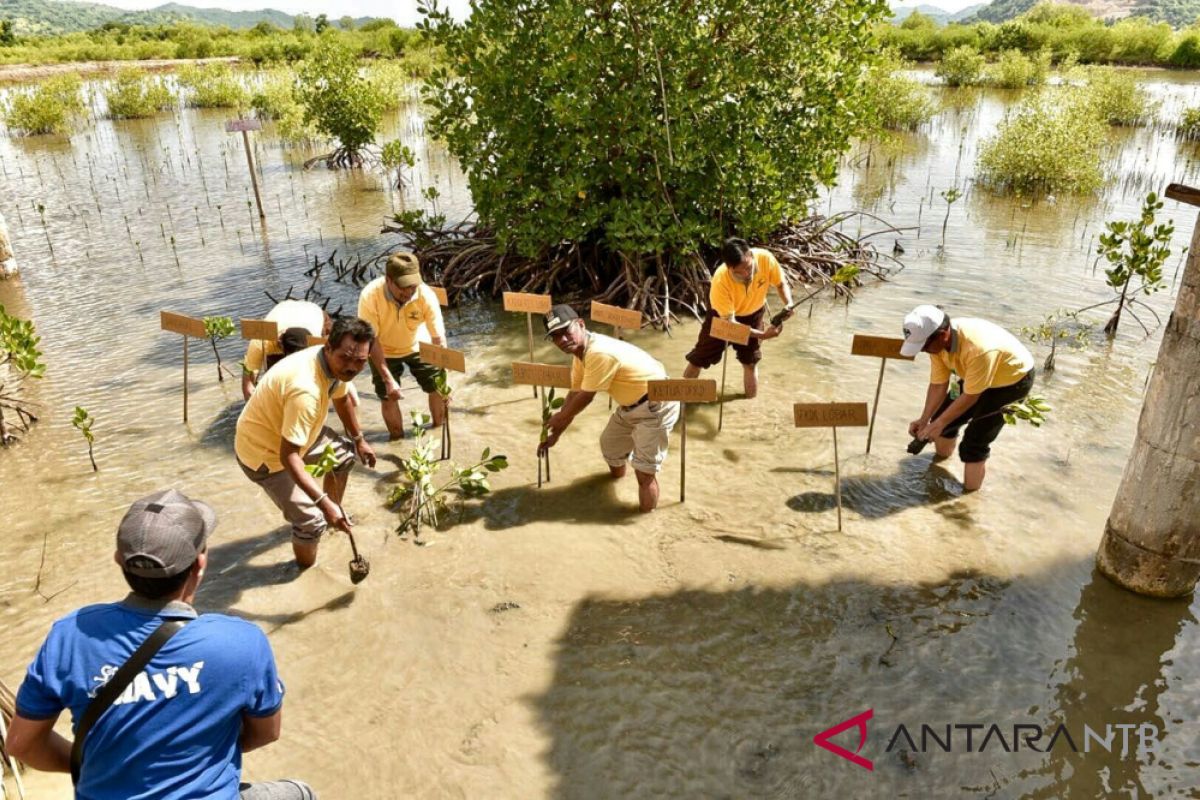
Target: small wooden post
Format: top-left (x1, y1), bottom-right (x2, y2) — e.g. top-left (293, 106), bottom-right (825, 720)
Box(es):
top-left (419, 342), bottom-right (467, 460)
top-left (512, 361), bottom-right (572, 486)
top-left (161, 311), bottom-right (207, 423)
top-left (648, 379), bottom-right (717, 502)
top-left (850, 335), bottom-right (913, 455)
top-left (794, 402), bottom-right (869, 531)
top-left (226, 118), bottom-right (265, 221)
top-left (504, 292), bottom-right (552, 399)
top-left (710, 317), bottom-right (751, 434)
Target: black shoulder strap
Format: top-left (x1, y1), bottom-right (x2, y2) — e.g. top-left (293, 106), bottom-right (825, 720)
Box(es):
top-left (70, 619), bottom-right (187, 785)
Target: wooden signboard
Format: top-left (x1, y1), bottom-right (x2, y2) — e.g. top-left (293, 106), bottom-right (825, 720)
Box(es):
top-left (851, 334), bottom-right (912, 455)
top-left (851, 335), bottom-right (911, 361)
top-left (226, 118), bottom-right (265, 220)
top-left (793, 401), bottom-right (869, 532)
top-left (710, 317), bottom-right (752, 345)
top-left (647, 379), bottom-right (718, 404)
top-left (648, 379), bottom-right (717, 503)
top-left (590, 301), bottom-right (643, 331)
top-left (430, 286), bottom-right (449, 306)
top-left (502, 292), bottom-right (552, 314)
top-left (240, 318), bottom-right (277, 341)
top-left (160, 311), bottom-right (206, 423)
top-left (419, 342), bottom-right (467, 373)
top-left (306, 335), bottom-right (326, 347)
top-left (224, 118), bottom-right (263, 133)
top-left (511, 361), bottom-right (572, 389)
top-left (160, 311), bottom-right (207, 339)
top-left (793, 402), bottom-right (869, 428)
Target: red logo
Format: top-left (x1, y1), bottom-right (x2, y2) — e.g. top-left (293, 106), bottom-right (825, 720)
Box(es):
top-left (813, 709), bottom-right (874, 771)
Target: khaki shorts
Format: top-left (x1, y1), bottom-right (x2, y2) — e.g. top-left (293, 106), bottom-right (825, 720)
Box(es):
top-left (238, 427), bottom-right (355, 543)
top-left (599, 400), bottom-right (680, 475)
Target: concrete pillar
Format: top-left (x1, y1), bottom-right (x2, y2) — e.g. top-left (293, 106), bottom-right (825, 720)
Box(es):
top-left (1097, 187), bottom-right (1200, 597)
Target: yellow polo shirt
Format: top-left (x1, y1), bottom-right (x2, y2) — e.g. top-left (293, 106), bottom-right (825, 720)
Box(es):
top-left (235, 346), bottom-right (349, 472)
top-left (243, 300), bottom-right (326, 372)
top-left (709, 248), bottom-right (783, 318)
top-left (357, 278), bottom-right (445, 358)
top-left (570, 332), bottom-right (667, 406)
top-left (930, 318), bottom-right (1035, 395)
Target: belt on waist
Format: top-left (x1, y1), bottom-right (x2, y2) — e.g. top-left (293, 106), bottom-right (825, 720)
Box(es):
top-left (620, 394), bottom-right (650, 411)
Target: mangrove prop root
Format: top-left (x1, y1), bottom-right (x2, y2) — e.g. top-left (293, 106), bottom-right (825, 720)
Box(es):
top-left (379, 211), bottom-right (905, 328)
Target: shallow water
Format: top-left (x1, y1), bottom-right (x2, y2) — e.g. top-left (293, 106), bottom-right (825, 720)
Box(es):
top-left (2, 72), bottom-right (1199, 798)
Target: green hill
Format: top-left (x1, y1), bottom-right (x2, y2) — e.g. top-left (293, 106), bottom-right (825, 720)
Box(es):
top-left (969, 0), bottom-right (1200, 27)
top-left (0, 0), bottom-right (379, 36)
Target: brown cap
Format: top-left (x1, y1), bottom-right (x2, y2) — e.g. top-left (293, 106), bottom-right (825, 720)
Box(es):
top-left (117, 489), bottom-right (216, 578)
top-left (385, 252), bottom-right (422, 288)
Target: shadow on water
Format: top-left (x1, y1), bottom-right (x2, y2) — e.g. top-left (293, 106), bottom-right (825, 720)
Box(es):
top-left (457, 473), bottom-right (643, 531)
top-left (197, 526), bottom-right (357, 631)
top-left (530, 562), bottom-right (1198, 798)
top-left (786, 456), bottom-right (967, 521)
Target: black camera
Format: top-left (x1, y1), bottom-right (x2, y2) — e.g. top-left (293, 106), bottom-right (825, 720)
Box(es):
top-left (906, 437), bottom-right (930, 455)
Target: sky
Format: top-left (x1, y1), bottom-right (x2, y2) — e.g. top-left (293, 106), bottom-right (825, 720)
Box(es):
top-left (91, 0), bottom-right (472, 26)
top-left (85, 0), bottom-right (986, 25)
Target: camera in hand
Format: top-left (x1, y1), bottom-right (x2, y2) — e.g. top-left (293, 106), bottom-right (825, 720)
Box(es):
top-left (907, 437), bottom-right (930, 455)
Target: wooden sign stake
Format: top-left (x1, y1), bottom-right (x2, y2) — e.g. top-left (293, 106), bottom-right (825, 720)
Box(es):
top-left (526, 313), bottom-right (537, 398)
top-left (504, 292), bottom-right (552, 400)
top-left (227, 118), bottom-right (265, 220)
top-left (794, 402), bottom-right (869, 532)
top-left (161, 311), bottom-right (207, 423)
top-left (850, 335), bottom-right (913, 455)
top-left (649, 379), bottom-right (717, 502)
top-left (512, 361), bottom-right (572, 487)
top-left (591, 301), bottom-right (644, 411)
top-left (709, 317), bottom-right (751, 434)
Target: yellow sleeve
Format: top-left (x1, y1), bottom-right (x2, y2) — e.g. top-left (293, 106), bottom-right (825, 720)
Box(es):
top-left (331, 381), bottom-right (349, 400)
top-left (580, 351), bottom-right (619, 393)
top-left (357, 287), bottom-right (379, 329)
top-left (244, 340), bottom-right (265, 372)
top-left (929, 355), bottom-right (951, 385)
top-left (422, 290), bottom-right (446, 340)
top-left (570, 358), bottom-right (584, 391)
top-left (766, 252), bottom-right (783, 287)
top-left (962, 351), bottom-right (1001, 395)
top-left (280, 389), bottom-right (322, 448)
top-left (709, 269), bottom-right (735, 318)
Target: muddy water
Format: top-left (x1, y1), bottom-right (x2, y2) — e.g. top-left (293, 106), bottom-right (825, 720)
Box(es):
top-left (2, 73), bottom-right (1200, 798)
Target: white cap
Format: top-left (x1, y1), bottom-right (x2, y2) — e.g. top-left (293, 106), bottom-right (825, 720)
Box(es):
top-left (900, 305), bottom-right (947, 357)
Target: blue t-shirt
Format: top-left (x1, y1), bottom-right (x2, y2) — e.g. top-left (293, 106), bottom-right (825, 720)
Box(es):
top-left (16, 595), bottom-right (284, 800)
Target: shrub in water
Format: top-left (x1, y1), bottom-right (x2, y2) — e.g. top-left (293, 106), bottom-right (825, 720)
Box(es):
top-left (1082, 67), bottom-right (1153, 126)
top-left (251, 69), bottom-right (316, 142)
top-left (1177, 106), bottom-right (1200, 139)
top-left (987, 48), bottom-right (1051, 89)
top-left (105, 69), bottom-right (174, 119)
top-left (936, 45), bottom-right (986, 87)
top-left (4, 75), bottom-right (85, 135)
top-left (862, 52), bottom-right (935, 132)
top-left (977, 89), bottom-right (1106, 195)
top-left (177, 64), bottom-right (249, 109)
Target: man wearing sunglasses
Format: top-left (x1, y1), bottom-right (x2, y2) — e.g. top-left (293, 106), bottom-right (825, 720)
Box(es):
top-left (235, 317), bottom-right (377, 568)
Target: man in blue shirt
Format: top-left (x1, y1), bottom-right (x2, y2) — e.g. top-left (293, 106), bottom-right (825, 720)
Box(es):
top-left (5, 489), bottom-right (317, 800)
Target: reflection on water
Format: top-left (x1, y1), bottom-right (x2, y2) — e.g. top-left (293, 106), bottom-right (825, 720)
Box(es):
top-left (2, 72), bottom-right (1200, 797)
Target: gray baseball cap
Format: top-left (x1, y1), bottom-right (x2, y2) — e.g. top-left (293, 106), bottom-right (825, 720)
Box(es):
top-left (117, 489), bottom-right (216, 578)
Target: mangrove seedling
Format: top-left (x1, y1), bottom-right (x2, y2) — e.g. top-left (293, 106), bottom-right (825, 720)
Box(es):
top-left (72, 406), bottom-right (97, 471)
top-left (0, 304), bottom-right (46, 444)
top-left (305, 444), bottom-right (339, 478)
top-left (1021, 309), bottom-right (1093, 372)
top-left (380, 139), bottom-right (415, 190)
top-left (1090, 192), bottom-right (1174, 337)
top-left (939, 187), bottom-right (962, 251)
top-left (1003, 396), bottom-right (1052, 428)
top-left (539, 387), bottom-right (565, 487)
top-left (387, 411), bottom-right (508, 539)
top-left (203, 316), bottom-right (238, 382)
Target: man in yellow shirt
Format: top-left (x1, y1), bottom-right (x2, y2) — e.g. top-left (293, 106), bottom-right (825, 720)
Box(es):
top-left (235, 317), bottom-right (377, 568)
top-left (539, 305), bottom-right (680, 512)
top-left (358, 252), bottom-right (447, 439)
top-left (683, 238), bottom-right (794, 398)
top-left (901, 305), bottom-right (1035, 492)
top-left (241, 299), bottom-right (331, 401)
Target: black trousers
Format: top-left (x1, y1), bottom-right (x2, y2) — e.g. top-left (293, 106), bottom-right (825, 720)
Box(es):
top-left (936, 369), bottom-right (1034, 463)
